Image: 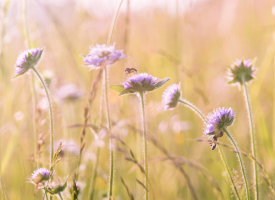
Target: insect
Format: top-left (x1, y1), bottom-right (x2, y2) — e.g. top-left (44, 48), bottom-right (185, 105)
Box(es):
top-left (125, 67), bottom-right (137, 79)
top-left (209, 131), bottom-right (224, 150)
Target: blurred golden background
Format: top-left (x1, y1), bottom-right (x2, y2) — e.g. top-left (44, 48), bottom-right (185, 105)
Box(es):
top-left (1, 0), bottom-right (275, 199)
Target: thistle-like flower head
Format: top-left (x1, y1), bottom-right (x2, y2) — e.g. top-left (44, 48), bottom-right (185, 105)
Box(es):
top-left (204, 107), bottom-right (235, 135)
top-left (13, 47), bottom-right (44, 79)
top-left (109, 72), bottom-right (170, 95)
top-left (228, 58), bottom-right (257, 85)
top-left (82, 43), bottom-right (127, 70)
top-left (29, 168), bottom-right (52, 189)
top-left (162, 83), bottom-right (181, 110)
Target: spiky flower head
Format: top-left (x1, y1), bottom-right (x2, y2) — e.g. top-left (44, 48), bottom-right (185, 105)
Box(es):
top-left (109, 72), bottom-right (170, 95)
top-left (29, 168), bottom-right (53, 190)
top-left (228, 58), bottom-right (257, 85)
top-left (204, 107), bottom-right (235, 135)
top-left (13, 47), bottom-right (45, 79)
top-left (82, 43), bottom-right (127, 70)
top-left (162, 83), bottom-right (181, 110)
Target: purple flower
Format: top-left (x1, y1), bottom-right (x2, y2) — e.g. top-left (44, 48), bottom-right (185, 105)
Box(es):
top-left (204, 107), bottom-right (235, 135)
top-left (122, 72), bottom-right (158, 93)
top-left (162, 83), bottom-right (181, 110)
top-left (13, 47), bottom-right (44, 78)
top-left (30, 168), bottom-right (52, 184)
top-left (228, 58), bottom-right (257, 85)
top-left (83, 43), bottom-right (127, 70)
top-left (57, 84), bottom-right (84, 101)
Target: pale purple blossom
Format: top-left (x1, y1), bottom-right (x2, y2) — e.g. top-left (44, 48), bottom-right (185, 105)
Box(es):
top-left (162, 83), bottom-right (181, 110)
top-left (83, 43), bottom-right (127, 69)
top-left (204, 107), bottom-right (235, 135)
top-left (228, 58), bottom-right (257, 85)
top-left (13, 47), bottom-right (44, 78)
top-left (123, 73), bottom-right (158, 90)
top-left (30, 168), bottom-right (52, 183)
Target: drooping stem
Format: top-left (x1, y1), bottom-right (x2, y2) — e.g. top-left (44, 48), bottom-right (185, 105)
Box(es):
top-left (217, 145), bottom-right (240, 200)
top-left (31, 67), bottom-right (54, 168)
top-left (23, 0), bottom-right (39, 168)
top-left (242, 76), bottom-right (258, 200)
top-left (89, 147), bottom-right (100, 200)
top-left (178, 99), bottom-right (241, 200)
top-left (139, 92), bottom-right (149, 200)
top-left (223, 127), bottom-right (250, 200)
top-left (178, 99), bottom-right (206, 121)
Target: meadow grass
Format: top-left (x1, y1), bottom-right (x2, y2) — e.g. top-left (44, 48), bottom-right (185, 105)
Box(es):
top-left (1, 0), bottom-right (275, 199)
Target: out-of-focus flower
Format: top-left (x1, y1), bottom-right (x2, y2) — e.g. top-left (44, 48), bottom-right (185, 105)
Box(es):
top-left (162, 83), bottom-right (181, 110)
top-left (14, 111), bottom-right (24, 121)
top-left (45, 178), bottom-right (67, 195)
top-left (42, 70), bottom-right (55, 86)
top-left (53, 139), bottom-right (79, 156)
top-left (82, 43), bottom-right (127, 70)
top-left (228, 58), bottom-right (257, 86)
top-left (204, 107), bottom-right (235, 135)
top-left (13, 47), bottom-right (44, 79)
top-left (57, 84), bottom-right (84, 101)
top-left (29, 168), bottom-right (52, 190)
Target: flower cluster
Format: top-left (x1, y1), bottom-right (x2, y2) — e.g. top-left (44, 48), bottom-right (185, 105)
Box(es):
top-left (83, 43), bottom-right (127, 69)
top-left (228, 58), bottom-right (257, 85)
top-left (204, 107), bottom-right (235, 135)
top-left (13, 47), bottom-right (44, 78)
top-left (162, 83), bottom-right (181, 110)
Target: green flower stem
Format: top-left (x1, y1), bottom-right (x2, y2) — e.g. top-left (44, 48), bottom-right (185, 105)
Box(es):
top-left (178, 99), bottom-right (206, 121)
top-left (105, 0), bottom-right (124, 198)
top-left (31, 67), bottom-right (54, 168)
top-left (104, 66), bottom-right (114, 200)
top-left (23, 0), bottom-right (39, 168)
top-left (89, 147), bottom-right (100, 200)
top-left (223, 127), bottom-right (250, 200)
top-left (217, 145), bottom-right (240, 200)
top-left (139, 92), bottom-right (149, 200)
top-left (242, 76), bottom-right (258, 200)
top-left (178, 99), bottom-right (241, 200)
top-left (58, 193), bottom-right (64, 200)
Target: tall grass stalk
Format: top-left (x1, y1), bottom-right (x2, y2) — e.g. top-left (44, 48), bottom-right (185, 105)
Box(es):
top-left (105, 0), bottom-right (124, 198)
top-left (217, 145), bottom-right (240, 200)
top-left (23, 0), bottom-right (39, 168)
top-left (223, 128), bottom-right (250, 200)
top-left (139, 92), bottom-right (149, 200)
top-left (89, 148), bottom-right (100, 200)
top-left (242, 76), bottom-right (258, 200)
top-left (178, 99), bottom-right (241, 200)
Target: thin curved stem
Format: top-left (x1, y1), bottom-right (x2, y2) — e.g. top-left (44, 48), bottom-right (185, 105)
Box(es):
top-left (178, 99), bottom-right (241, 199)
top-left (139, 92), bottom-right (149, 200)
top-left (217, 145), bottom-right (240, 200)
top-left (31, 67), bottom-right (54, 168)
top-left (178, 99), bottom-right (206, 121)
top-left (107, 0), bottom-right (125, 46)
top-left (223, 128), bottom-right (250, 200)
top-left (242, 76), bottom-right (258, 200)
